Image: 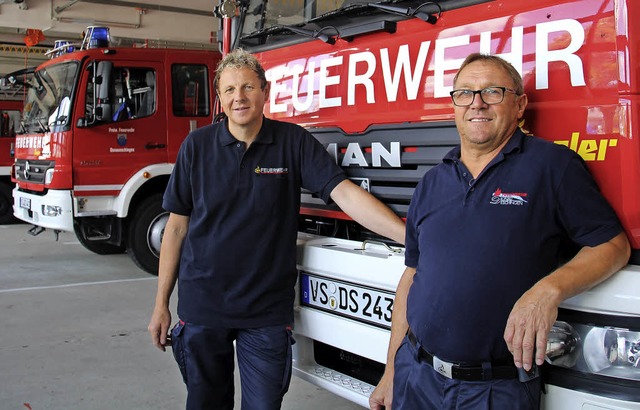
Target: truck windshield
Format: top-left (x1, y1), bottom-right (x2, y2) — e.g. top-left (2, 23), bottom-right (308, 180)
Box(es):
top-left (240, 0), bottom-right (371, 39)
top-left (22, 61), bottom-right (78, 133)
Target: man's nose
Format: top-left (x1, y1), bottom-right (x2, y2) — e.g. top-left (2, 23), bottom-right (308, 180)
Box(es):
top-left (233, 88), bottom-right (247, 101)
top-left (470, 92), bottom-right (488, 108)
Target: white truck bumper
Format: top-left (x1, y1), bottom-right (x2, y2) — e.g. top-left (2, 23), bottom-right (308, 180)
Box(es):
top-left (13, 187), bottom-right (74, 232)
top-left (294, 234), bottom-right (640, 408)
top-left (543, 384), bottom-right (640, 409)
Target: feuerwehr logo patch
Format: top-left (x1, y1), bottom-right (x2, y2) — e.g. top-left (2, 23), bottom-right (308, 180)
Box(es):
top-left (255, 166), bottom-right (289, 175)
top-left (490, 188), bottom-right (528, 206)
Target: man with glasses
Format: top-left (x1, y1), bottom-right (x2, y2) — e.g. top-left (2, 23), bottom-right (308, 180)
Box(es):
top-left (369, 53), bottom-right (630, 410)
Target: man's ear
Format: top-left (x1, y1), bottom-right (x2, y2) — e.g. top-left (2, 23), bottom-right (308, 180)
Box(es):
top-left (517, 93), bottom-right (528, 119)
top-left (264, 82), bottom-right (270, 99)
top-left (216, 92), bottom-right (225, 113)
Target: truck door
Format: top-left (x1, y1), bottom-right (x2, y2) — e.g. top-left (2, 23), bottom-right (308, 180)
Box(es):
top-left (166, 62), bottom-right (213, 162)
top-left (73, 59), bottom-right (166, 197)
top-left (0, 103), bottom-right (20, 166)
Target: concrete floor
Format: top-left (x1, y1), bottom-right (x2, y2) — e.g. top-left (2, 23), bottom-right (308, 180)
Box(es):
top-left (0, 223), bottom-right (363, 410)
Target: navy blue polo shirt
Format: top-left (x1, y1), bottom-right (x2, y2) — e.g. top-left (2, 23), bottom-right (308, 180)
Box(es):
top-left (405, 129), bottom-right (623, 364)
top-left (163, 117), bottom-right (346, 328)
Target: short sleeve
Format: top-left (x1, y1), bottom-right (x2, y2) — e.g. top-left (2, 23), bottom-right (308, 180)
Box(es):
top-left (163, 135), bottom-right (194, 215)
top-left (404, 177), bottom-right (425, 268)
top-left (299, 130), bottom-right (346, 204)
top-left (555, 154), bottom-right (623, 247)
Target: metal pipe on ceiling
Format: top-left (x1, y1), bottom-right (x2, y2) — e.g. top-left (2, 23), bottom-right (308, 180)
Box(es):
top-left (55, 0), bottom-right (213, 17)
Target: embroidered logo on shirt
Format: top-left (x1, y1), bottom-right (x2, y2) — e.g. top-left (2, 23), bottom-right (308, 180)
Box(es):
top-left (490, 188), bottom-right (528, 206)
top-left (255, 166), bottom-right (289, 175)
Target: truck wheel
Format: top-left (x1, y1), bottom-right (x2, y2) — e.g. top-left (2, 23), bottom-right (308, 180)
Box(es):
top-left (0, 182), bottom-right (16, 225)
top-left (73, 220), bottom-right (126, 255)
top-left (127, 194), bottom-right (167, 275)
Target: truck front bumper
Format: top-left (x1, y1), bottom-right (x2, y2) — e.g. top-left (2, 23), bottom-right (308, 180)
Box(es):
top-left (543, 383), bottom-right (640, 410)
top-left (13, 187), bottom-right (74, 232)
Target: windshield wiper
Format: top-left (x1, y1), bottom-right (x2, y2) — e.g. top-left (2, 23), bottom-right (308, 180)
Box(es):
top-left (18, 119), bottom-right (26, 134)
top-left (35, 117), bottom-right (49, 133)
top-left (367, 2), bottom-right (441, 23)
top-left (241, 1), bottom-right (440, 45)
top-left (242, 0), bottom-right (393, 42)
top-left (243, 24), bottom-right (337, 44)
top-left (308, 2), bottom-right (385, 23)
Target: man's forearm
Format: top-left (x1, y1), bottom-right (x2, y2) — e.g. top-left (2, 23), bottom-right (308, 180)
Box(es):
top-left (155, 213), bottom-right (189, 308)
top-left (330, 180), bottom-right (406, 244)
top-left (384, 267), bottom-right (416, 369)
top-left (540, 231), bottom-right (630, 301)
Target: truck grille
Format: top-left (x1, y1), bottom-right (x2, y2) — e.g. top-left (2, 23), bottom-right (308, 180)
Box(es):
top-left (13, 159), bottom-right (55, 184)
top-left (305, 121), bottom-right (459, 217)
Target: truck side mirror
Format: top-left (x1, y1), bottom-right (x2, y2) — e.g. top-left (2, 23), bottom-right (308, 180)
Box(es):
top-left (94, 61), bottom-right (113, 122)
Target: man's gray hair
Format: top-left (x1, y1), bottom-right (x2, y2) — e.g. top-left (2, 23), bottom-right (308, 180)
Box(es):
top-left (214, 49), bottom-right (268, 92)
top-left (453, 53), bottom-right (524, 95)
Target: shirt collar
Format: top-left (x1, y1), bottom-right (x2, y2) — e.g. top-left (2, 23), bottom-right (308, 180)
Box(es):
top-left (219, 116), bottom-right (274, 146)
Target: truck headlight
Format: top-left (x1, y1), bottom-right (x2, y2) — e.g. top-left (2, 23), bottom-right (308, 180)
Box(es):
top-left (547, 320), bottom-right (640, 381)
top-left (42, 205), bottom-right (63, 217)
top-left (45, 168), bottom-right (54, 184)
top-left (583, 327), bottom-right (640, 379)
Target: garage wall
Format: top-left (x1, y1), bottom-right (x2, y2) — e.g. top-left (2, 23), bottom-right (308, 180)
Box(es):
top-left (0, 0), bottom-right (219, 75)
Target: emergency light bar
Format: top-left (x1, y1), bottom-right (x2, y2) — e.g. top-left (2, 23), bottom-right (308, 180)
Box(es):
top-left (81, 26), bottom-right (110, 49)
top-left (45, 40), bottom-right (75, 59)
top-left (54, 40), bottom-right (73, 56)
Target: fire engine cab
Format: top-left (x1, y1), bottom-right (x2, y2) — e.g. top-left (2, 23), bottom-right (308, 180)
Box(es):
top-left (216, 0), bottom-right (639, 408)
top-left (10, 27), bottom-right (221, 273)
top-left (0, 97), bottom-right (22, 224)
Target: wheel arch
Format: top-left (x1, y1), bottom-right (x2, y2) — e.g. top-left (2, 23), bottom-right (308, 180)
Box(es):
top-left (113, 164), bottom-right (173, 218)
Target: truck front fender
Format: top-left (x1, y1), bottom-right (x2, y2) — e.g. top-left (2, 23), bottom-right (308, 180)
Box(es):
top-left (113, 163), bottom-right (174, 218)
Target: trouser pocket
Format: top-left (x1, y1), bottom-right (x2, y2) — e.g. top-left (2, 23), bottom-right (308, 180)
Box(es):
top-left (171, 320), bottom-right (187, 384)
top-left (280, 327), bottom-right (296, 397)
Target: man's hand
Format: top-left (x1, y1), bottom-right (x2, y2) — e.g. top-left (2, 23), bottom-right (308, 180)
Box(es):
top-left (369, 370), bottom-right (393, 410)
top-left (505, 233), bottom-right (630, 370)
top-left (503, 283), bottom-right (560, 371)
top-left (148, 306), bottom-right (172, 352)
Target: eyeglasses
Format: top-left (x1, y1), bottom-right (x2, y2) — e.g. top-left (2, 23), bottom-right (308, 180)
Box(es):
top-left (449, 86), bottom-right (519, 107)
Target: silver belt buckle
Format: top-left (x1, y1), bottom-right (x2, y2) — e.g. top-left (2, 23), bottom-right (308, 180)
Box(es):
top-left (432, 355), bottom-right (454, 379)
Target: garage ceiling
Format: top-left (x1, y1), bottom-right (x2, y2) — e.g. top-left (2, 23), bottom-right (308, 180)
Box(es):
top-left (0, 0), bottom-right (219, 76)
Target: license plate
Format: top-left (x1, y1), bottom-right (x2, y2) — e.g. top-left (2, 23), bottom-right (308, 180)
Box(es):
top-left (19, 197), bottom-right (31, 210)
top-left (299, 272), bottom-right (394, 329)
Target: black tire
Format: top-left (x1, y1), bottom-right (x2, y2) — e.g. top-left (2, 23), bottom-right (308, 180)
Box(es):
top-left (73, 220), bottom-right (126, 255)
top-left (126, 194), bottom-right (167, 275)
top-left (0, 181), bottom-right (16, 225)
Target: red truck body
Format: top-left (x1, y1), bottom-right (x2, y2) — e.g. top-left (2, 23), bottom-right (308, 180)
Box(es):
top-left (219, 0), bottom-right (640, 407)
top-left (254, 0), bottom-right (640, 249)
top-left (11, 42), bottom-right (221, 272)
top-left (0, 99), bottom-right (22, 224)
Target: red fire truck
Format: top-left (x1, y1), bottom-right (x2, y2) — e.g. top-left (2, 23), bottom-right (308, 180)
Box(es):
top-left (10, 28), bottom-right (221, 273)
top-left (216, 0), bottom-right (639, 408)
top-left (0, 98), bottom-right (22, 224)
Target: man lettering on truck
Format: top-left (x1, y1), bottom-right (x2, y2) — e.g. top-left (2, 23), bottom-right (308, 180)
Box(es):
top-left (148, 49), bottom-right (405, 410)
top-left (369, 53), bottom-right (630, 410)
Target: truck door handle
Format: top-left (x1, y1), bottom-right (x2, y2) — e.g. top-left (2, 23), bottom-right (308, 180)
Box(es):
top-left (145, 143), bottom-right (166, 149)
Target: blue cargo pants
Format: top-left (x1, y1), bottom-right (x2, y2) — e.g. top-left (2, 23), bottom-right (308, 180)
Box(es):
top-left (170, 320), bottom-right (295, 410)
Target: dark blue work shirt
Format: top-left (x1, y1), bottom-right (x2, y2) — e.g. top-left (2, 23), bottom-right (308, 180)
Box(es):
top-left (163, 117), bottom-right (346, 328)
top-left (404, 129), bottom-right (623, 363)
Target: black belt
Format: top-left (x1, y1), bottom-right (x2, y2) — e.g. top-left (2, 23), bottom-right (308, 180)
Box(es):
top-left (406, 328), bottom-right (518, 381)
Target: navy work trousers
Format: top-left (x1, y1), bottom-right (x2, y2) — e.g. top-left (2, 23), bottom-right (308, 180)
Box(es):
top-left (170, 321), bottom-right (294, 410)
top-left (392, 336), bottom-right (541, 409)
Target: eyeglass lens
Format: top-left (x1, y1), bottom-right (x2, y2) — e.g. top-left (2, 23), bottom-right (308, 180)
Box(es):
top-left (452, 88), bottom-right (505, 106)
